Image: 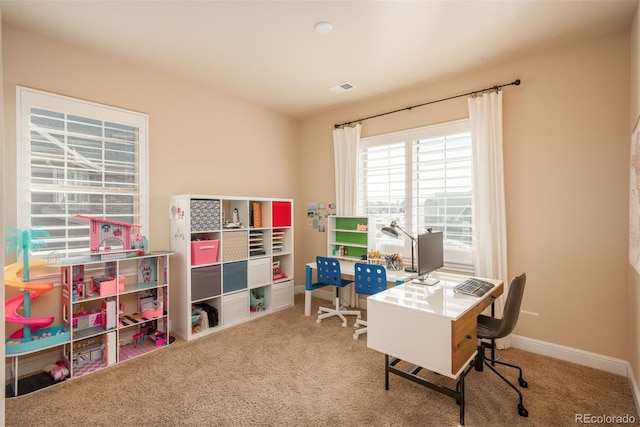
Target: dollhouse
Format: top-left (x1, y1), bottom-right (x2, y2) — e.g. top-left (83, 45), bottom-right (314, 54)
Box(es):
top-left (74, 215), bottom-right (142, 260)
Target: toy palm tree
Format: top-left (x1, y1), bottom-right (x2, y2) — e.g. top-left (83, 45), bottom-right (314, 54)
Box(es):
top-left (5, 227), bottom-right (50, 282)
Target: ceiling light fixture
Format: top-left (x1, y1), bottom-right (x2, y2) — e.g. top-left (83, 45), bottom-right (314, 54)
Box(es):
top-left (314, 21), bottom-right (333, 34)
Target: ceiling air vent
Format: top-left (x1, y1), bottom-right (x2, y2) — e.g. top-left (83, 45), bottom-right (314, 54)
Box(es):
top-left (329, 81), bottom-right (356, 94)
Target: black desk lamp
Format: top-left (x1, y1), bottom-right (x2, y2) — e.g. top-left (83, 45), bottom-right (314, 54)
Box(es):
top-left (381, 221), bottom-right (417, 273)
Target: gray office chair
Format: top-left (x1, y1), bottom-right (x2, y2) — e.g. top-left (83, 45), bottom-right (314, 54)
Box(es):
top-left (475, 272), bottom-right (528, 418)
top-left (315, 256), bottom-right (361, 327)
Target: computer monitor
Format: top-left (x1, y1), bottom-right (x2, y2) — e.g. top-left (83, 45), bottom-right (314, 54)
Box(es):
top-left (415, 231), bottom-right (444, 285)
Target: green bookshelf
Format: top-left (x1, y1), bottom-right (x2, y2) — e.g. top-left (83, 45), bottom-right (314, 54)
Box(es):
top-left (327, 216), bottom-right (376, 261)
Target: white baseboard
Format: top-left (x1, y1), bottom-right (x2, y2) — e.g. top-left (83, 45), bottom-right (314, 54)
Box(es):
top-left (627, 364), bottom-right (640, 415)
top-left (512, 336), bottom-right (640, 413)
top-left (498, 335), bottom-right (640, 414)
top-left (510, 335), bottom-right (629, 376)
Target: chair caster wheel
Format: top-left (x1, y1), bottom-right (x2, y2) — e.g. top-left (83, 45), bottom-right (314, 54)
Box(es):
top-left (517, 404), bottom-right (528, 417)
top-left (353, 322), bottom-right (358, 328)
top-left (341, 322), bottom-right (347, 327)
top-left (353, 334), bottom-right (359, 340)
top-left (316, 319), bottom-right (321, 324)
top-left (519, 378), bottom-right (528, 388)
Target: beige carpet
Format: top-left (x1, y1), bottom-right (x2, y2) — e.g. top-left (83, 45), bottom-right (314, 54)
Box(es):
top-left (6, 294), bottom-right (639, 426)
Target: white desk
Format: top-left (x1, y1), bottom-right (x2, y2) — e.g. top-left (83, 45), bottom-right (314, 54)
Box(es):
top-left (304, 260), bottom-right (415, 316)
top-left (367, 271), bottom-right (503, 426)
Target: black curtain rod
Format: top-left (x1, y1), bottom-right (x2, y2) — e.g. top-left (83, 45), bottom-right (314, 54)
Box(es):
top-left (334, 78), bottom-right (521, 129)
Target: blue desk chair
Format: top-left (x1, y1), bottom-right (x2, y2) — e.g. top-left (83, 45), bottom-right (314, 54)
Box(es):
top-left (315, 256), bottom-right (361, 327)
top-left (352, 262), bottom-right (387, 340)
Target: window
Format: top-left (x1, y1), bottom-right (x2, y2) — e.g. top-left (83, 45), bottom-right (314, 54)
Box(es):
top-left (16, 87), bottom-right (148, 259)
top-left (358, 119), bottom-right (473, 270)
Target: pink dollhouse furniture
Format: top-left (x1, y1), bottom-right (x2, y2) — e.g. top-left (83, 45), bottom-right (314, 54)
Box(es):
top-left (74, 215), bottom-right (141, 259)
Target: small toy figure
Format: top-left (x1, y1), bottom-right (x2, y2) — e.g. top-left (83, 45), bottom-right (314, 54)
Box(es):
top-left (273, 261), bottom-right (286, 280)
top-left (250, 288), bottom-right (265, 312)
top-left (132, 327), bottom-right (150, 347)
top-left (131, 233), bottom-right (147, 256)
top-left (224, 208), bottom-right (242, 228)
top-left (43, 360), bottom-right (69, 382)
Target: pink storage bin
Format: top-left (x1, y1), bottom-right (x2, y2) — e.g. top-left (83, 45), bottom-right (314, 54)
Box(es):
top-left (191, 240), bottom-right (220, 265)
top-left (99, 276), bottom-right (125, 296)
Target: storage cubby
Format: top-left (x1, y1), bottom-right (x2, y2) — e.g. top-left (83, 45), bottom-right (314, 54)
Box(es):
top-left (249, 200), bottom-right (272, 228)
top-left (222, 261), bottom-right (248, 293)
top-left (223, 290), bottom-right (250, 326)
top-left (170, 195), bottom-right (294, 341)
top-left (222, 230), bottom-right (249, 262)
top-left (191, 231), bottom-right (221, 266)
top-left (191, 298), bottom-right (221, 335)
top-left (272, 254), bottom-right (292, 283)
top-left (249, 286), bottom-right (270, 316)
top-left (272, 281), bottom-right (294, 310)
top-left (222, 199), bottom-right (249, 229)
top-left (190, 199), bottom-right (221, 231)
top-left (191, 265), bottom-right (222, 301)
top-left (249, 230), bottom-right (267, 257)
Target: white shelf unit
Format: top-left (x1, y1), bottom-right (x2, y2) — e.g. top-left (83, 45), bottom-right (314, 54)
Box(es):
top-left (6, 252), bottom-right (172, 397)
top-left (327, 215), bottom-right (377, 261)
top-left (169, 195), bottom-right (294, 341)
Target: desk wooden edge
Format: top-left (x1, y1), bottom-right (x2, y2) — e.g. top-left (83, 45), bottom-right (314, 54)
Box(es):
top-left (450, 282), bottom-right (504, 374)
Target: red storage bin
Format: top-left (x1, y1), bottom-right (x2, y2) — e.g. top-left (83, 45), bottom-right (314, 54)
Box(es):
top-left (191, 240), bottom-right (220, 266)
top-left (272, 202), bottom-right (292, 227)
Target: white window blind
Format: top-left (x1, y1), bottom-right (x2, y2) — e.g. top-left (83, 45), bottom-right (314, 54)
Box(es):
top-left (358, 119), bottom-right (473, 270)
top-left (16, 87), bottom-right (149, 258)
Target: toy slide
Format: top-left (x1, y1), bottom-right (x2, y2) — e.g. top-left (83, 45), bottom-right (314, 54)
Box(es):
top-left (5, 260), bottom-right (55, 338)
top-left (5, 259), bottom-right (69, 355)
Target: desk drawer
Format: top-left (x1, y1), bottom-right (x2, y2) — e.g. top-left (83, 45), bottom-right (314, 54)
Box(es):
top-left (451, 314), bottom-right (477, 374)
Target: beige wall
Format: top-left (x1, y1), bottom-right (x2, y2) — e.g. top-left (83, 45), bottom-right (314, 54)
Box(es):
top-left (300, 32), bottom-right (631, 359)
top-left (1, 24), bottom-right (302, 334)
top-left (2, 24), bottom-right (300, 255)
top-left (629, 4), bottom-right (640, 389)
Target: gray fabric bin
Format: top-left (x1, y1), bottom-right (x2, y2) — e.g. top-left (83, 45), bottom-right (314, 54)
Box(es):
top-left (191, 265), bottom-right (221, 301)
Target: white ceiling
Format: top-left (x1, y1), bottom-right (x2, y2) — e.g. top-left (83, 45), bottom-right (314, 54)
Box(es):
top-left (1, 0), bottom-right (638, 118)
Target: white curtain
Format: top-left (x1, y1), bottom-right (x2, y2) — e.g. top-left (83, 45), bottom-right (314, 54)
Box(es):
top-left (332, 124), bottom-right (361, 216)
top-left (468, 90), bottom-right (510, 349)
